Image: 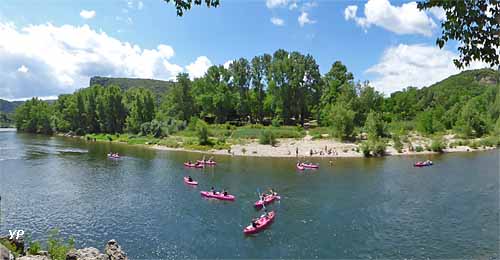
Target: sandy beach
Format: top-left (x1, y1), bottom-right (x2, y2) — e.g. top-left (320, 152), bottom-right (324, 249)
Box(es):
top-left (152, 134), bottom-right (497, 158)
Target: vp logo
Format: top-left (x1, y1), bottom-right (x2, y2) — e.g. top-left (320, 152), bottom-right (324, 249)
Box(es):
top-left (8, 230), bottom-right (24, 239)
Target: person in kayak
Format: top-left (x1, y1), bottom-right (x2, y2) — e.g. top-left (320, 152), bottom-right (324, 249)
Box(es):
top-left (210, 187), bottom-right (216, 194)
top-left (251, 218), bottom-right (258, 228)
top-left (222, 190), bottom-right (228, 196)
top-left (188, 176), bottom-right (193, 182)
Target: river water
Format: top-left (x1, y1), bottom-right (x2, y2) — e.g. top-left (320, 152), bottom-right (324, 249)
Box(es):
top-left (0, 130), bottom-right (498, 259)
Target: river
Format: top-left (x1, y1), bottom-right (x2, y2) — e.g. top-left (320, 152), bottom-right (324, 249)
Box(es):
top-left (0, 130), bottom-right (498, 259)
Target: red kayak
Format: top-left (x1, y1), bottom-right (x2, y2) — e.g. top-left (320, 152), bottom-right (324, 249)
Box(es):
top-left (184, 162), bottom-right (204, 168)
top-left (183, 177), bottom-right (198, 185)
top-left (254, 194), bottom-right (280, 208)
top-left (414, 160), bottom-right (433, 167)
top-left (197, 160), bottom-right (217, 165)
top-left (200, 191), bottom-right (235, 201)
top-left (243, 211), bottom-right (276, 234)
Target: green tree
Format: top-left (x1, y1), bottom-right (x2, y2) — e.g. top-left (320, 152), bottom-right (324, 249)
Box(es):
top-left (418, 0), bottom-right (500, 68)
top-left (326, 103), bottom-right (355, 140)
top-left (454, 100), bottom-right (487, 137)
top-left (364, 110), bottom-right (386, 140)
top-left (159, 73), bottom-right (195, 121)
top-left (196, 119), bottom-right (210, 145)
top-left (14, 98), bottom-right (53, 134)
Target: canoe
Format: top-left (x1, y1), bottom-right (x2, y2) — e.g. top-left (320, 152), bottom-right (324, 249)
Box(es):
top-left (184, 177), bottom-right (198, 185)
top-left (197, 160), bottom-right (216, 165)
top-left (200, 191), bottom-right (235, 201)
top-left (184, 162), bottom-right (204, 168)
top-left (254, 194), bottom-right (279, 208)
top-left (243, 211), bottom-right (276, 234)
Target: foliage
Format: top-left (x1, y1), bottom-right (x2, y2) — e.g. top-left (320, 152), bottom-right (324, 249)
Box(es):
top-left (326, 103), bottom-right (355, 140)
top-left (364, 110), bottom-right (386, 140)
top-left (163, 0), bottom-right (220, 16)
top-left (418, 0), bottom-right (500, 68)
top-left (392, 135), bottom-right (403, 153)
top-left (371, 140), bottom-right (387, 156)
top-left (415, 145), bottom-right (424, 152)
top-left (28, 241), bottom-right (42, 255)
top-left (196, 120), bottom-right (210, 145)
top-left (259, 129), bottom-right (277, 146)
top-left (14, 98), bottom-right (53, 134)
top-left (430, 137), bottom-right (446, 153)
top-left (47, 229), bottom-right (75, 260)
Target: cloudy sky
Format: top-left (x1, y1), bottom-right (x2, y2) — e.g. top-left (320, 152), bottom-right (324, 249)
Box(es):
top-left (0, 0), bottom-right (491, 100)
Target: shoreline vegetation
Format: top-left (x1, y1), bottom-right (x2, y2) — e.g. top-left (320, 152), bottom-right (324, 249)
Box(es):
top-left (71, 127), bottom-right (498, 158)
top-left (11, 53), bottom-right (500, 159)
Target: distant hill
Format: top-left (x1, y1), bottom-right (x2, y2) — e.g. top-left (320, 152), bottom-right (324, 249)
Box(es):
top-left (0, 99), bottom-right (23, 114)
top-left (90, 76), bottom-right (175, 95)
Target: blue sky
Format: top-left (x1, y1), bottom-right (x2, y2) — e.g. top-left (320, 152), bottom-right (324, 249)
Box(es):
top-left (0, 0), bottom-right (490, 100)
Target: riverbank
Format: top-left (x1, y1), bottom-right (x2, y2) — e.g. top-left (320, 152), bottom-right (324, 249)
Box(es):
top-left (151, 134), bottom-right (497, 158)
top-left (71, 131), bottom-right (500, 158)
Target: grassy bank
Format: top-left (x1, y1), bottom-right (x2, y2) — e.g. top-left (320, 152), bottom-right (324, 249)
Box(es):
top-left (80, 125), bottom-right (500, 158)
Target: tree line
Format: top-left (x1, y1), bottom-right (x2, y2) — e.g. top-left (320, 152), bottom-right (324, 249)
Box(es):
top-left (14, 50), bottom-right (500, 142)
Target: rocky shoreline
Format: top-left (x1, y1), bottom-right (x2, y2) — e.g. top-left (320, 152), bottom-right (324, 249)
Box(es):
top-left (0, 237), bottom-right (127, 260)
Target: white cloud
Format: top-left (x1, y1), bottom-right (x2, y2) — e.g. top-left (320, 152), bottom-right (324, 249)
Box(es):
top-left (266, 0), bottom-right (288, 8)
top-left (298, 12), bottom-right (315, 27)
top-left (429, 7), bottom-right (446, 21)
top-left (366, 44), bottom-right (490, 94)
top-left (17, 65), bottom-right (29, 73)
top-left (79, 10), bottom-right (96, 19)
top-left (289, 2), bottom-right (298, 10)
top-left (185, 56), bottom-right (212, 79)
top-left (344, 0), bottom-right (437, 36)
top-left (138, 1), bottom-right (144, 10)
top-left (270, 17), bottom-right (285, 26)
top-left (0, 22), bottom-right (210, 99)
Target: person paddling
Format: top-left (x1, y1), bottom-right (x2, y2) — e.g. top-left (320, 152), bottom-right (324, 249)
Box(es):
top-left (188, 176), bottom-right (193, 182)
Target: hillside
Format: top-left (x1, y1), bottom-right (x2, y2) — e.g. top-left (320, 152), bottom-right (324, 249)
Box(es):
top-left (0, 99), bottom-right (23, 113)
top-left (90, 76), bottom-right (175, 95)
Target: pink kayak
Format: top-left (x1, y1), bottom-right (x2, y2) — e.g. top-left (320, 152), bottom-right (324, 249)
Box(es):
top-left (184, 177), bottom-right (198, 185)
top-left (197, 160), bottom-right (217, 165)
top-left (200, 191), bottom-right (235, 201)
top-left (254, 195), bottom-right (280, 208)
top-left (302, 163), bottom-right (319, 169)
top-left (243, 211), bottom-right (276, 234)
top-left (184, 162), bottom-right (204, 168)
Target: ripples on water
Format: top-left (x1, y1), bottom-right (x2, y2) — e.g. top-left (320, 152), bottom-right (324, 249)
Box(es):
top-left (0, 131), bottom-right (498, 259)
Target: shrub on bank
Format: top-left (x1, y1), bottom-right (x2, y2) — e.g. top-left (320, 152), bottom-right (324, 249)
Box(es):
top-left (415, 145), bottom-right (424, 152)
top-left (431, 137), bottom-right (446, 153)
top-left (259, 129), bottom-right (277, 146)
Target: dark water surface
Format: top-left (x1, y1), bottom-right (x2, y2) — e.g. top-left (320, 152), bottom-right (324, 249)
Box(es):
top-left (0, 131), bottom-right (498, 259)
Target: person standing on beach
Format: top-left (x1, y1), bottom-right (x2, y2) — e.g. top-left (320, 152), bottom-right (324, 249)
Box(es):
top-left (296, 147), bottom-right (298, 157)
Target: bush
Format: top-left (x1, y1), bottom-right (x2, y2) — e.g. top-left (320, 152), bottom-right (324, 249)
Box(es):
top-left (47, 229), bottom-right (75, 260)
top-left (392, 135), bottom-right (403, 153)
top-left (470, 141), bottom-right (479, 149)
top-left (28, 241), bottom-right (42, 255)
top-left (415, 145), bottom-right (424, 152)
top-left (271, 117), bottom-right (282, 127)
top-left (196, 120), bottom-right (210, 145)
top-left (259, 129), bottom-right (277, 146)
top-left (360, 142), bottom-right (371, 157)
top-left (431, 137), bottom-right (446, 153)
top-left (372, 140), bottom-right (387, 156)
